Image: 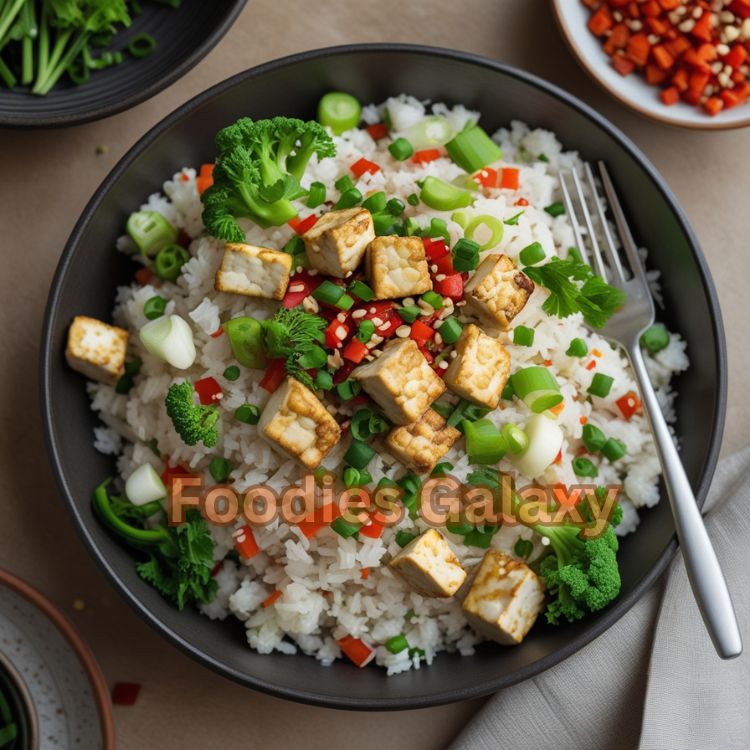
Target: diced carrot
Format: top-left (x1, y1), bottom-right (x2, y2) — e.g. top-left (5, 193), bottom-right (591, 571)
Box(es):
top-left (691, 13), bottom-right (714, 43)
top-left (360, 567), bottom-right (370, 580)
top-left (499, 167), bottom-right (520, 190)
top-left (579, 416), bottom-right (588, 426)
top-left (665, 36), bottom-right (691, 59)
top-left (588, 4), bottom-right (613, 37)
top-left (660, 86), bottom-right (680, 105)
top-left (725, 44), bottom-right (748, 69)
top-left (626, 34), bottom-right (651, 67)
top-left (672, 67), bottom-right (689, 92)
top-left (233, 525), bottom-right (260, 560)
top-left (604, 23), bottom-right (630, 55)
top-left (733, 81), bottom-right (750, 101)
top-left (626, 2), bottom-right (639, 18)
top-left (549, 401), bottom-right (565, 416)
top-left (730, 0), bottom-right (750, 19)
top-left (337, 636), bottom-right (375, 668)
top-left (591, 348), bottom-right (603, 358)
top-left (720, 89), bottom-right (740, 109)
top-left (612, 54), bottom-right (636, 76)
top-left (646, 17), bottom-right (668, 36)
top-left (732, 69), bottom-right (746, 83)
top-left (652, 45), bottom-right (675, 71)
top-left (646, 64), bottom-right (667, 85)
top-left (688, 70), bottom-right (711, 98)
top-left (703, 96), bottom-right (724, 116)
top-left (134, 266), bottom-right (154, 285)
top-left (658, 0), bottom-right (682, 9)
top-left (696, 43), bottom-right (718, 63)
top-left (641, 0), bottom-right (661, 17)
top-left (586, 360), bottom-right (597, 370)
top-left (261, 590), bottom-right (282, 608)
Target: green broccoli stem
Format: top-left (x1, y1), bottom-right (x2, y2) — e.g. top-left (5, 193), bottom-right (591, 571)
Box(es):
top-left (235, 182), bottom-right (297, 227)
top-left (286, 136), bottom-right (318, 182)
top-left (532, 523), bottom-right (583, 566)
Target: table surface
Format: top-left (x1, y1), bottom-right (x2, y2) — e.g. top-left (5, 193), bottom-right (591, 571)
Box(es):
top-left (0, 0), bottom-right (747, 747)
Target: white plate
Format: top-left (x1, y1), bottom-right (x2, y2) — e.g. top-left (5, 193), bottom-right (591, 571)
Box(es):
top-left (551, 0), bottom-right (750, 130)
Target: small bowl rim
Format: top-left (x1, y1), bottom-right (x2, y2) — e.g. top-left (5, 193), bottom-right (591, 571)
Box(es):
top-left (40, 42), bottom-right (728, 709)
top-left (550, 0), bottom-right (750, 131)
top-left (0, 650), bottom-right (38, 749)
top-left (0, 569), bottom-right (114, 747)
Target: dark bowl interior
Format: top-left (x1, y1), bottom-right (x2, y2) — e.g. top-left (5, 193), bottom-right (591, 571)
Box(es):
top-left (41, 44), bottom-right (726, 709)
top-left (0, 0), bottom-right (246, 128)
top-left (0, 657), bottom-right (33, 748)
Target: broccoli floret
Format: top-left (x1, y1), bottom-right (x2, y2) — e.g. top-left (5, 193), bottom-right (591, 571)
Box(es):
top-left (165, 381), bottom-right (219, 448)
top-left (202, 116), bottom-right (335, 240)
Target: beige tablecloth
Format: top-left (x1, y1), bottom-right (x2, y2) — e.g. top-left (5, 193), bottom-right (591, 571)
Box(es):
top-left (0, 1), bottom-right (747, 747)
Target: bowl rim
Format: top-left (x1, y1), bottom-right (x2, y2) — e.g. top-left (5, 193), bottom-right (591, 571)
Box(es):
top-left (0, 0), bottom-right (247, 129)
top-left (0, 569), bottom-right (114, 747)
top-left (40, 42), bottom-right (728, 710)
top-left (550, 0), bottom-right (750, 131)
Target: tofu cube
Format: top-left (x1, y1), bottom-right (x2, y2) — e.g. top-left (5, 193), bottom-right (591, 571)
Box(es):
top-left (352, 338), bottom-right (445, 425)
top-left (443, 323), bottom-right (510, 409)
top-left (215, 243), bottom-right (292, 300)
top-left (385, 408), bottom-right (460, 474)
top-left (65, 316), bottom-right (129, 385)
top-left (464, 254), bottom-right (534, 330)
top-left (302, 207), bottom-right (375, 278)
top-left (366, 235), bottom-right (432, 299)
top-left (462, 550), bottom-right (545, 645)
top-left (390, 529), bottom-right (467, 598)
top-left (258, 377), bottom-right (341, 469)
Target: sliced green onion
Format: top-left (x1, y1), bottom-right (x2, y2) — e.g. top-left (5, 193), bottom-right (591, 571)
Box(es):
top-left (344, 440), bottom-right (375, 469)
top-left (350, 407), bottom-right (388, 441)
top-left (419, 176), bottom-right (473, 212)
top-left (336, 379), bottom-right (361, 400)
top-left (431, 402), bottom-right (453, 419)
top-left (335, 187), bottom-right (362, 209)
top-left (447, 399), bottom-right (490, 429)
top-left (209, 457), bottom-right (231, 483)
top-left (544, 202), bottom-right (565, 217)
top-left (313, 280), bottom-right (345, 306)
top-left (372, 212), bottom-right (397, 236)
top-left (223, 365), bottom-right (240, 381)
top-left (154, 244), bottom-right (189, 281)
top-left (424, 217), bottom-right (450, 243)
top-left (509, 366), bottom-right (563, 413)
top-left (127, 33), bottom-right (157, 59)
top-left (437, 316), bottom-right (463, 345)
top-left (572, 457), bottom-right (598, 478)
top-left (395, 530), bottom-right (417, 548)
top-left (343, 467), bottom-right (361, 488)
top-left (143, 296), bottom-right (167, 320)
top-left (115, 374), bottom-right (134, 394)
top-left (362, 191), bottom-right (387, 213)
top-left (504, 210), bottom-right (524, 226)
top-left (602, 438), bottom-right (627, 462)
top-left (446, 520), bottom-right (474, 535)
top-left (501, 381), bottom-right (515, 401)
top-left (398, 472), bottom-right (421, 519)
top-left (315, 370), bottom-right (333, 391)
top-left (336, 293), bottom-right (355, 311)
top-left (462, 419), bottom-right (508, 464)
top-left (283, 235), bottom-right (305, 256)
top-left (235, 404), bottom-right (260, 424)
top-left (451, 237), bottom-right (480, 272)
top-left (567, 246), bottom-right (584, 264)
top-left (388, 137), bottom-right (414, 161)
top-left (385, 634), bottom-right (409, 654)
top-left (513, 326), bottom-right (535, 347)
top-left (514, 538), bottom-right (534, 559)
top-left (398, 305), bottom-right (420, 324)
top-left (431, 461), bottom-right (454, 477)
top-left (126, 211), bottom-right (177, 256)
top-left (125, 357), bottom-right (143, 377)
top-left (421, 290), bottom-right (444, 310)
top-left (297, 345), bottom-right (328, 369)
top-left (519, 241), bottom-right (545, 266)
top-left (139, 315), bottom-right (195, 370)
top-left (464, 215), bottom-right (503, 251)
top-left (318, 92), bottom-right (361, 134)
top-left (588, 373), bottom-right (614, 398)
top-left (307, 181), bottom-right (326, 208)
top-left (566, 338), bottom-right (588, 358)
top-left (451, 210), bottom-right (469, 228)
top-left (387, 198), bottom-right (405, 216)
top-left (444, 125), bottom-right (502, 172)
top-left (640, 324), bottom-right (670, 353)
top-left (356, 319), bottom-right (376, 343)
top-left (349, 280), bottom-right (374, 301)
top-left (335, 174), bottom-right (354, 193)
top-left (512, 413), bottom-right (563, 478)
top-left (407, 192), bottom-right (420, 206)
top-left (407, 115), bottom-right (456, 149)
top-left (224, 317), bottom-right (266, 369)
top-left (582, 423), bottom-right (607, 453)
top-left (502, 423), bottom-right (528, 454)
top-left (331, 516), bottom-right (360, 539)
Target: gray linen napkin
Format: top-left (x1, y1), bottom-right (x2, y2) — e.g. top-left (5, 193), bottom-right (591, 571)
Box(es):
top-left (448, 448), bottom-right (750, 750)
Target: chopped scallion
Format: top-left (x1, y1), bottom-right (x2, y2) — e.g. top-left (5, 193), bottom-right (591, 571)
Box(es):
top-left (388, 137), bottom-right (414, 161)
top-left (588, 373), bottom-right (614, 398)
top-left (444, 125), bottom-right (502, 173)
top-left (519, 241), bottom-right (545, 266)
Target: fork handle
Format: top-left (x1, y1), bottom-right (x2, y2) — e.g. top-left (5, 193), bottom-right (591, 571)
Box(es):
top-left (628, 344), bottom-right (742, 659)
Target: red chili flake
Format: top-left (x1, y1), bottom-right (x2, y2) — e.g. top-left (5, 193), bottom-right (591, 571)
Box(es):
top-left (112, 683), bottom-right (141, 706)
top-left (210, 327), bottom-right (224, 338)
top-left (515, 197), bottom-right (529, 207)
top-left (288, 214), bottom-right (318, 235)
top-left (351, 157), bottom-right (381, 177)
top-left (543, 359), bottom-right (553, 367)
top-left (553, 449), bottom-right (563, 465)
top-left (360, 567), bottom-right (371, 580)
top-left (586, 360), bottom-right (597, 370)
top-left (194, 376), bottom-right (222, 405)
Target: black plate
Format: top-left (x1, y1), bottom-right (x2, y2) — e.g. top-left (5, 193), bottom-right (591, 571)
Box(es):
top-left (0, 0), bottom-right (246, 128)
top-left (40, 44), bottom-right (727, 709)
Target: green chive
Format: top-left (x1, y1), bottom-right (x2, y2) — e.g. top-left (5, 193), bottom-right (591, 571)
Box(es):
top-left (307, 181), bottom-right (326, 208)
top-left (513, 325), bottom-right (535, 347)
top-left (235, 404), bottom-right (260, 425)
top-left (572, 456), bottom-right (598, 478)
top-left (395, 530), bottom-right (417, 547)
top-left (421, 290), bottom-right (444, 310)
top-left (315, 370), bottom-right (333, 390)
top-left (397, 305), bottom-right (420, 324)
top-left (349, 280), bottom-right (375, 301)
top-left (519, 241), bottom-right (545, 266)
top-left (582, 423), bottom-right (607, 452)
top-left (431, 462), bottom-right (454, 477)
top-left (372, 212), bottom-right (397, 236)
top-left (501, 381), bottom-right (515, 400)
top-left (209, 457), bottom-right (231, 483)
top-left (504, 210), bottom-right (524, 226)
top-left (362, 191), bottom-right (387, 213)
top-left (336, 293), bottom-right (355, 311)
top-left (334, 187), bottom-right (363, 209)
top-left (602, 438), bottom-right (627, 462)
top-left (452, 237), bottom-right (481, 272)
top-left (298, 345), bottom-right (328, 369)
top-left (538, 153), bottom-right (550, 163)
top-left (640, 324), bottom-right (670, 354)
top-left (356, 319), bottom-right (376, 343)
top-left (567, 246), bottom-right (584, 264)
top-left (335, 174), bottom-right (354, 192)
top-left (444, 125), bottom-right (502, 173)
top-left (343, 467), bottom-right (361, 488)
top-left (313, 280), bottom-right (345, 306)
top-left (566, 338), bottom-right (588, 358)
top-left (437, 316), bottom-right (463, 345)
top-left (115, 374), bottom-right (134, 394)
top-left (544, 201), bottom-right (565, 217)
top-left (431, 402), bottom-right (453, 419)
top-left (331, 516), bottom-right (360, 539)
top-left (463, 527), bottom-right (496, 548)
top-left (407, 192), bottom-right (420, 206)
top-left (336, 379), bottom-right (361, 400)
top-left (223, 365), bottom-right (241, 381)
top-left (385, 634), bottom-right (409, 654)
top-left (388, 137), bottom-right (414, 161)
top-left (588, 373), bottom-right (614, 398)
top-left (344, 440), bottom-right (375, 469)
top-left (283, 235), bottom-right (305, 255)
top-left (143, 295), bottom-right (167, 320)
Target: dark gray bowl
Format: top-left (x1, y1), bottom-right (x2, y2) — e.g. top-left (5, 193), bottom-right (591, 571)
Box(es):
top-left (40, 44), bottom-right (726, 709)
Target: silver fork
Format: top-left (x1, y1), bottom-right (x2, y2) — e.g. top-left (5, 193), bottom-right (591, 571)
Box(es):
top-left (559, 162), bottom-right (742, 659)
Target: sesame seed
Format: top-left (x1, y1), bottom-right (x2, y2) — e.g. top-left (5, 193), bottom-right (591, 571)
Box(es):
top-left (296, 266), bottom-right (304, 274)
top-left (438, 360), bottom-right (449, 370)
top-left (336, 312), bottom-right (347, 323)
top-left (647, 34), bottom-right (659, 45)
top-left (403, 298), bottom-right (415, 306)
top-left (371, 316), bottom-right (384, 326)
top-left (430, 265), bottom-right (438, 273)
top-left (369, 306), bottom-right (377, 314)
top-left (288, 283), bottom-right (306, 293)
top-left (692, 7), bottom-right (703, 19)
top-left (450, 350), bottom-right (458, 359)
top-left (308, 269), bottom-right (319, 276)
top-left (725, 25), bottom-right (741, 41)
top-left (716, 43), bottom-right (731, 55)
top-left (335, 326), bottom-right (347, 339)
top-left (678, 18), bottom-right (695, 32)
top-left (351, 309), bottom-right (366, 319)
top-left (541, 536), bottom-right (550, 546)
top-left (435, 274), bottom-right (446, 282)
top-left (327, 404), bottom-right (338, 415)
top-left (395, 325), bottom-right (411, 338)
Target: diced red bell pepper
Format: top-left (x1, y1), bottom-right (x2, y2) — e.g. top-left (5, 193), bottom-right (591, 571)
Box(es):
top-left (342, 338), bottom-right (369, 364)
top-left (283, 271), bottom-right (323, 309)
top-left (233, 525), bottom-right (260, 560)
top-left (373, 312), bottom-right (403, 338)
top-left (297, 502), bottom-right (340, 539)
top-left (499, 167), bottom-right (520, 190)
top-left (730, 0), bottom-right (750, 19)
top-left (196, 163), bottom-right (214, 195)
top-left (259, 359), bottom-right (287, 392)
top-left (351, 157), bottom-right (381, 177)
top-left (725, 44), bottom-right (748, 69)
top-left (210, 327), bottom-right (224, 338)
top-left (288, 214), bottom-right (318, 235)
top-left (432, 253), bottom-right (455, 276)
top-left (366, 123), bottom-right (388, 140)
top-left (660, 86), bottom-right (680, 106)
top-left (422, 236), bottom-right (449, 260)
top-left (359, 515), bottom-right (385, 539)
top-left (616, 391), bottom-right (642, 420)
top-left (160, 460), bottom-right (193, 487)
top-left (194, 376), bottom-right (222, 405)
top-left (703, 96), bottom-right (724, 116)
top-left (337, 635), bottom-right (376, 667)
top-left (474, 167), bottom-right (498, 188)
top-left (409, 320), bottom-right (435, 346)
top-left (515, 197), bottom-right (529, 207)
top-left (434, 273), bottom-right (464, 300)
top-left (411, 148), bottom-right (442, 164)
top-left (325, 318), bottom-right (351, 349)
top-left (360, 301), bottom-right (395, 321)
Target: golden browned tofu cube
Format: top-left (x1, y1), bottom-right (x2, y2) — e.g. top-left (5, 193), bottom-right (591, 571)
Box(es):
top-left (463, 254), bottom-right (534, 330)
top-left (352, 338), bottom-right (445, 425)
top-left (385, 408), bottom-right (460, 474)
top-left (366, 235), bottom-right (432, 299)
top-left (443, 323), bottom-right (510, 409)
top-left (462, 550), bottom-right (545, 645)
top-left (65, 316), bottom-right (129, 385)
top-left (390, 529), bottom-right (467, 597)
top-left (258, 378), bottom-right (341, 469)
top-left (302, 207), bottom-right (375, 278)
top-left (215, 243), bottom-right (292, 300)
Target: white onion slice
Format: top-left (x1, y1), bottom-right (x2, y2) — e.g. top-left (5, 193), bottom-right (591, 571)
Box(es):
top-left (139, 314), bottom-right (196, 369)
top-left (511, 414), bottom-right (564, 479)
top-left (125, 464), bottom-right (166, 505)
